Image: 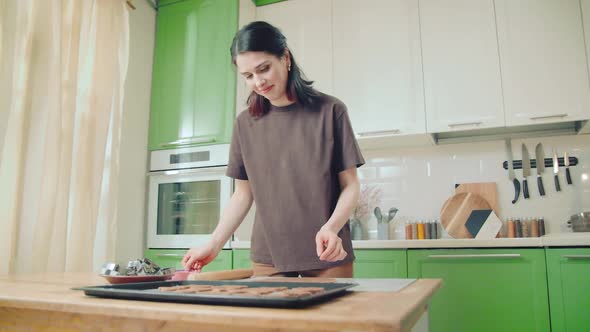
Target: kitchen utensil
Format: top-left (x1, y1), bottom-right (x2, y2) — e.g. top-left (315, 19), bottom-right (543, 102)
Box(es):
top-left (377, 222), bottom-right (390, 240)
top-left (187, 268), bottom-right (254, 281)
top-left (387, 207), bottom-right (398, 222)
top-left (440, 192), bottom-right (492, 238)
top-left (453, 182), bottom-right (499, 216)
top-left (553, 150), bottom-right (561, 192)
top-left (564, 152), bottom-right (572, 185)
top-left (505, 139), bottom-right (520, 204)
top-left (464, 210), bottom-right (502, 240)
top-left (521, 144), bottom-right (531, 199)
top-left (534, 143), bottom-right (546, 196)
top-left (566, 212), bottom-right (590, 232)
top-left (100, 262), bottom-right (119, 275)
top-left (374, 207), bottom-right (383, 223)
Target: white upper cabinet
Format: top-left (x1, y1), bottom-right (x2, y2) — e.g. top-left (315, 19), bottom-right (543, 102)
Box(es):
top-left (496, 0), bottom-right (590, 126)
top-left (420, 0), bottom-right (505, 133)
top-left (256, 0), bottom-right (333, 95)
top-left (333, 0), bottom-right (425, 137)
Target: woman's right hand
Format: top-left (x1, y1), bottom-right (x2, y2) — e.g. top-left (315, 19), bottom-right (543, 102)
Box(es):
top-left (182, 241), bottom-right (220, 271)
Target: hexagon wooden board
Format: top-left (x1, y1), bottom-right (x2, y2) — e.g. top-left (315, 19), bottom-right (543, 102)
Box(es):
top-left (440, 192), bottom-right (492, 238)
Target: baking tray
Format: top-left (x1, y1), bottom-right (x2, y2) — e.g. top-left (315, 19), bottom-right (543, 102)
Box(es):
top-left (75, 280), bottom-right (358, 308)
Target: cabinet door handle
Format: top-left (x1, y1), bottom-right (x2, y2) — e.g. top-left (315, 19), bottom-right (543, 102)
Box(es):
top-left (447, 121), bottom-right (482, 128)
top-left (159, 137), bottom-right (216, 147)
top-left (428, 254), bottom-right (521, 259)
top-left (356, 129), bottom-right (400, 137)
top-left (156, 253), bottom-right (185, 258)
top-left (562, 255), bottom-right (590, 259)
top-left (529, 113), bottom-right (568, 120)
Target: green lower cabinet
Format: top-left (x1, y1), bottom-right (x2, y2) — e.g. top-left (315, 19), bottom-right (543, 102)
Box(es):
top-left (157, 0), bottom-right (186, 6)
top-left (144, 249), bottom-right (232, 272)
top-left (232, 249), bottom-right (407, 277)
top-left (546, 248), bottom-right (590, 332)
top-left (232, 249), bottom-right (252, 270)
top-left (408, 249), bottom-right (550, 332)
top-left (353, 249), bottom-right (407, 278)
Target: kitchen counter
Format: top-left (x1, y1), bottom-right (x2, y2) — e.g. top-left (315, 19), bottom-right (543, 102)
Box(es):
top-left (231, 233), bottom-right (589, 249)
top-left (538, 232), bottom-right (590, 246)
top-left (0, 273), bottom-right (441, 332)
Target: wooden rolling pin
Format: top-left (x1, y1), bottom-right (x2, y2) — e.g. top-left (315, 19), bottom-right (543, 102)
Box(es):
top-left (187, 268), bottom-right (253, 281)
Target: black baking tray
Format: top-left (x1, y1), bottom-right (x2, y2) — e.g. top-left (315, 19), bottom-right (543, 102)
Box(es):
top-left (74, 280), bottom-right (358, 308)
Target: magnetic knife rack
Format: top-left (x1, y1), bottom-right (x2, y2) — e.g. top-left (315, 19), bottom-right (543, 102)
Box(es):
top-left (502, 157), bottom-right (578, 170)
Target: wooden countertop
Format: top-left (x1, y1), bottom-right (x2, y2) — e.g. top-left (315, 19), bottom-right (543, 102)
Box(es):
top-left (0, 273), bottom-right (441, 332)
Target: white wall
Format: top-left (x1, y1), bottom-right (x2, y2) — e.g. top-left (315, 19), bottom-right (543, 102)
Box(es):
top-left (115, 1), bottom-right (156, 263)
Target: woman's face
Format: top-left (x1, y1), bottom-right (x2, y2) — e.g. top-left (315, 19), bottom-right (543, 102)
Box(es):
top-left (235, 51), bottom-right (291, 106)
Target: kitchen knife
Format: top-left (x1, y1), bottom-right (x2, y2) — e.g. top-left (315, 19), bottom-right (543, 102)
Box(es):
top-left (505, 139), bottom-right (520, 204)
top-left (535, 143), bottom-right (545, 196)
top-left (553, 150), bottom-right (561, 192)
top-left (521, 144), bottom-right (531, 199)
top-left (564, 152), bottom-right (572, 185)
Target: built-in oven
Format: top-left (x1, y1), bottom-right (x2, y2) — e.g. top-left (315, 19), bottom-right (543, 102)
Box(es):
top-left (147, 144), bottom-right (232, 249)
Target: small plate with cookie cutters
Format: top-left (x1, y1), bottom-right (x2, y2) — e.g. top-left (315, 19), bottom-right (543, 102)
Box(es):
top-left (100, 260), bottom-right (175, 284)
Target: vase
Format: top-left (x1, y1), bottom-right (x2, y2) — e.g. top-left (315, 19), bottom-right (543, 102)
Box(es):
top-left (350, 218), bottom-right (363, 240)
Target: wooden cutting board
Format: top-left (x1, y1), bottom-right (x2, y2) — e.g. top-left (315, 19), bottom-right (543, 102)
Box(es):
top-left (454, 182), bottom-right (499, 216)
top-left (253, 277), bottom-right (337, 283)
top-left (188, 268), bottom-right (253, 281)
top-left (440, 192), bottom-right (492, 238)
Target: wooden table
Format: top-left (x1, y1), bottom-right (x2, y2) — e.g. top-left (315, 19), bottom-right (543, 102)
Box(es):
top-left (0, 273), bottom-right (441, 332)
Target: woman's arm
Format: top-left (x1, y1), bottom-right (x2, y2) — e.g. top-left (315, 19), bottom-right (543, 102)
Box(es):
top-left (316, 167), bottom-right (361, 262)
top-left (210, 179), bottom-right (254, 249)
top-left (182, 179), bottom-right (253, 270)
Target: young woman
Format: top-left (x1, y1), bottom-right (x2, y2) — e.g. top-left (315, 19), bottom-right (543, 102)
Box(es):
top-left (182, 21), bottom-right (364, 278)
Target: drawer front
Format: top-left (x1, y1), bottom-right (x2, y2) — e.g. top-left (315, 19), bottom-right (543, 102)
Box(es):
top-left (232, 249), bottom-right (252, 270)
top-left (546, 248), bottom-right (590, 332)
top-left (408, 248), bottom-right (549, 332)
top-left (354, 249), bottom-right (407, 278)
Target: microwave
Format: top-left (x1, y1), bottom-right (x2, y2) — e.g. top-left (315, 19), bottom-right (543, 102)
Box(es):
top-left (147, 144), bottom-right (232, 249)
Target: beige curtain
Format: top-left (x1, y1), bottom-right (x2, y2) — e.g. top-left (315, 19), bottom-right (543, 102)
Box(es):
top-left (0, 0), bottom-right (129, 274)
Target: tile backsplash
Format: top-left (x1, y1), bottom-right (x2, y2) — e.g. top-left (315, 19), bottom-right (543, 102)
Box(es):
top-left (358, 134), bottom-right (589, 239)
top-left (234, 134), bottom-right (589, 241)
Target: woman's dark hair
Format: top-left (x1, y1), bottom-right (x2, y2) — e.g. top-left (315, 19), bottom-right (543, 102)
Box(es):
top-left (230, 21), bottom-right (321, 117)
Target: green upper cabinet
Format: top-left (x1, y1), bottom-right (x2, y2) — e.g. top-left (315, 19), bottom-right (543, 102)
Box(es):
top-left (408, 249), bottom-right (550, 332)
top-left (546, 248), bottom-right (590, 332)
top-left (149, 0), bottom-right (238, 150)
top-left (353, 249), bottom-right (407, 278)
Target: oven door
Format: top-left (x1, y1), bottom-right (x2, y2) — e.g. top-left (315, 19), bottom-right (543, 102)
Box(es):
top-left (147, 166), bottom-right (231, 249)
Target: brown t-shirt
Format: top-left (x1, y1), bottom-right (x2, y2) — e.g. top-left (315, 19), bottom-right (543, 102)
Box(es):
top-left (226, 93), bottom-right (365, 272)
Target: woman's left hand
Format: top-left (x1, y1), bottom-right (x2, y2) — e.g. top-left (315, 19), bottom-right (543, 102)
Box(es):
top-left (315, 226), bottom-right (347, 262)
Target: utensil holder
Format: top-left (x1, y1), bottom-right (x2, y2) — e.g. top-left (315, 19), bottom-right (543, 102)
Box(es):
top-left (350, 219), bottom-right (363, 240)
top-left (377, 223), bottom-right (390, 240)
